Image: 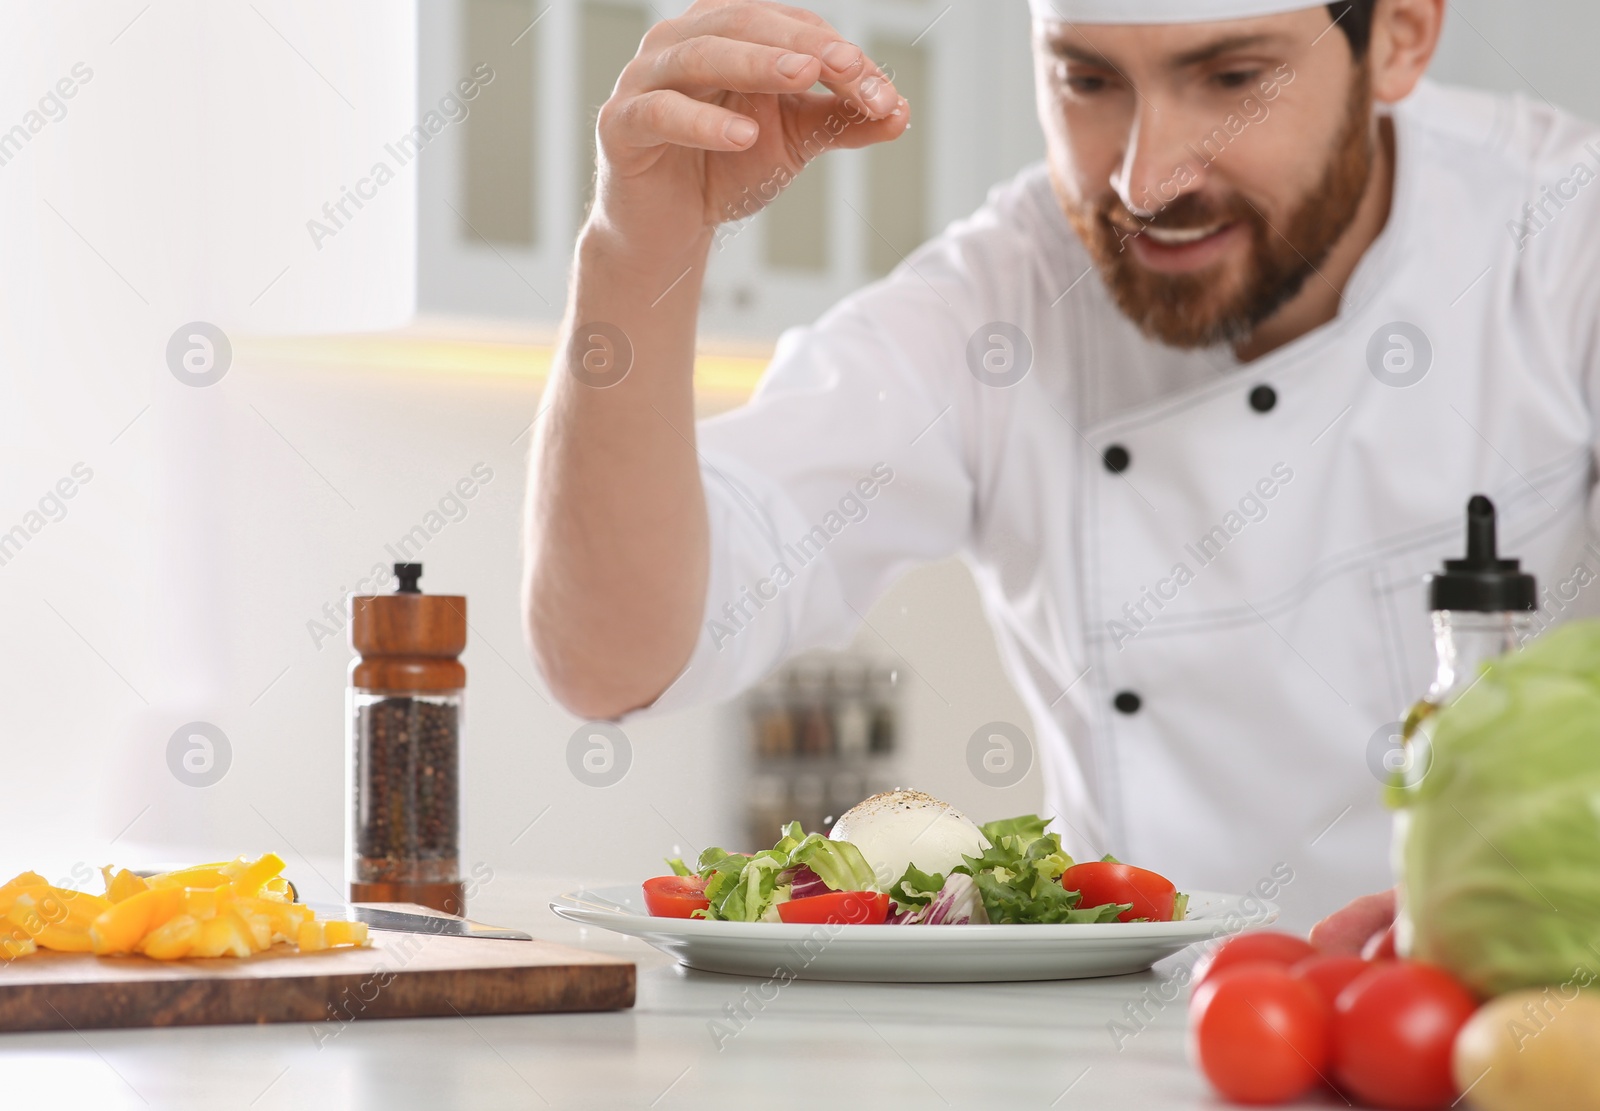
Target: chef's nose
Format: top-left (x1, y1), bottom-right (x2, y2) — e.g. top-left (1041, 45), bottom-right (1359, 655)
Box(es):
top-left (1109, 102), bottom-right (1206, 220)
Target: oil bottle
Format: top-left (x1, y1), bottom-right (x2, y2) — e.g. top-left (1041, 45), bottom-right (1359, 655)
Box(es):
top-left (1392, 496), bottom-right (1536, 956)
top-left (1400, 495), bottom-right (1538, 759)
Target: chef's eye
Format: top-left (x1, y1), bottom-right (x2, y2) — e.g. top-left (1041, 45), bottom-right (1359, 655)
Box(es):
top-left (1063, 72), bottom-right (1112, 95)
top-left (1212, 69), bottom-right (1259, 90)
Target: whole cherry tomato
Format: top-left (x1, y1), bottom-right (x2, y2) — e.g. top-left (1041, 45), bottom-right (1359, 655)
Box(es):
top-left (1290, 953), bottom-right (1374, 1011)
top-left (1190, 964), bottom-right (1331, 1104)
top-left (1194, 931), bottom-right (1318, 989)
top-left (1332, 961), bottom-right (1478, 1110)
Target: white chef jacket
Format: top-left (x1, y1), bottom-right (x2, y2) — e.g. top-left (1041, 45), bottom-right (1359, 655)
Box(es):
top-left (627, 80), bottom-right (1600, 919)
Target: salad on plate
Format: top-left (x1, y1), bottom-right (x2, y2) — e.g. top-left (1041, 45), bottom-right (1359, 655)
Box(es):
top-left (642, 789), bottom-right (1187, 927)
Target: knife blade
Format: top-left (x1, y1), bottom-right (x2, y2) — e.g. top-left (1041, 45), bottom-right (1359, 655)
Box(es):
top-left (303, 902), bottom-right (533, 942)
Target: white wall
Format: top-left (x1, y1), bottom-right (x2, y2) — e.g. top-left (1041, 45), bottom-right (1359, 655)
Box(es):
top-left (1432, 0), bottom-right (1600, 122)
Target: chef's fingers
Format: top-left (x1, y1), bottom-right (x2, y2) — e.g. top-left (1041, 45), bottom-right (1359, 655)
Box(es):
top-left (1307, 887), bottom-right (1397, 955)
top-left (783, 89), bottom-right (912, 151)
top-left (639, 2), bottom-right (902, 120)
top-left (644, 35), bottom-right (825, 98)
top-left (1361, 923), bottom-right (1398, 962)
top-left (605, 88), bottom-right (765, 153)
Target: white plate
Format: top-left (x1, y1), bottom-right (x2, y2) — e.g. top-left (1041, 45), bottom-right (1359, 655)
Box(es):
top-left (550, 886), bottom-right (1279, 983)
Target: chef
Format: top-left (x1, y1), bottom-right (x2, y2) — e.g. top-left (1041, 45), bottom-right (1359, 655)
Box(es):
top-left (522, 0), bottom-right (1600, 929)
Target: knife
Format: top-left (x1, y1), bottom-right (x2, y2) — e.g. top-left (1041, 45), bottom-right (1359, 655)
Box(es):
top-left (303, 901), bottom-right (534, 942)
top-left (128, 869), bottom-right (535, 941)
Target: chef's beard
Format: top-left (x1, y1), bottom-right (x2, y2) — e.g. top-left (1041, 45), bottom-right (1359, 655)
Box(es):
top-left (1065, 69), bottom-right (1375, 350)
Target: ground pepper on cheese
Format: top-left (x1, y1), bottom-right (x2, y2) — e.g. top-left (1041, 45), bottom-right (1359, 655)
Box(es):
top-left (0, 853), bottom-right (369, 960)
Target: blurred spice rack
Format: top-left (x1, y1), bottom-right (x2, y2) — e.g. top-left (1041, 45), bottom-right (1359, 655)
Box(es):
top-left (741, 651), bottom-right (903, 847)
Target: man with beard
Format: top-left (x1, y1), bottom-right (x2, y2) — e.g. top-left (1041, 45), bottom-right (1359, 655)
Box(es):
top-left (523, 0), bottom-right (1600, 934)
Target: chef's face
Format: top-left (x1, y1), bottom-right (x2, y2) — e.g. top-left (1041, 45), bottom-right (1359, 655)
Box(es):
top-left (1034, 10), bottom-right (1374, 349)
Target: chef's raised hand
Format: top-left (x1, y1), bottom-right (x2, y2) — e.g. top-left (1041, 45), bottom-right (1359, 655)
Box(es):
top-left (591, 0), bottom-right (909, 262)
top-left (529, 4), bottom-right (908, 720)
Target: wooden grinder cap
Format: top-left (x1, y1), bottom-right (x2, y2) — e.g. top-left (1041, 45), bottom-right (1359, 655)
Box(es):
top-left (349, 564), bottom-right (466, 693)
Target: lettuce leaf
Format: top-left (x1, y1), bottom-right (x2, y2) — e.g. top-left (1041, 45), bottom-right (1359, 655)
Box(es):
top-left (697, 847), bottom-right (785, 922)
top-left (690, 823), bottom-right (881, 922)
top-left (787, 833), bottom-right (878, 895)
top-left (964, 816), bottom-right (1074, 881)
top-left (970, 868), bottom-right (1126, 924)
top-left (977, 814), bottom-right (1052, 847)
top-left (956, 818), bottom-right (1121, 923)
top-left (888, 863), bottom-right (947, 910)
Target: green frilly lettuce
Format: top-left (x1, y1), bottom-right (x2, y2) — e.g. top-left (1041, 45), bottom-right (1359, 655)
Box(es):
top-left (889, 814), bottom-right (1129, 924)
top-left (1395, 620), bottom-right (1600, 997)
top-left (688, 821), bottom-right (879, 922)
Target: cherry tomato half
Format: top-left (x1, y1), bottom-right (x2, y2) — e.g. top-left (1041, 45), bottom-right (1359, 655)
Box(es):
top-left (775, 890), bottom-right (889, 926)
top-left (1194, 931), bottom-right (1318, 989)
top-left (1061, 862), bottom-right (1177, 922)
top-left (641, 875), bottom-right (709, 919)
top-left (1190, 964), bottom-right (1331, 1105)
top-left (1289, 953), bottom-right (1374, 1012)
top-left (1333, 961), bottom-right (1478, 1110)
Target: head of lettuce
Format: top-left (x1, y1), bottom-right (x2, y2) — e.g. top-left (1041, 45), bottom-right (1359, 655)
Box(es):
top-left (1395, 620), bottom-right (1600, 998)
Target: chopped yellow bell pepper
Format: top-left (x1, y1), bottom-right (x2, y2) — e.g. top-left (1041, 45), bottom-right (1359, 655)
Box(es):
top-left (90, 885), bottom-right (190, 955)
top-left (189, 909), bottom-right (259, 959)
top-left (101, 867), bottom-right (149, 904)
top-left (322, 920), bottom-right (369, 948)
top-left (224, 907), bottom-right (266, 955)
top-left (0, 935), bottom-right (36, 959)
top-left (182, 886), bottom-right (226, 919)
top-left (0, 873), bottom-right (49, 916)
top-left (297, 919), bottom-right (327, 952)
top-left (234, 895), bottom-right (311, 941)
top-left (241, 912), bottom-right (272, 951)
top-left (6, 888), bottom-right (112, 953)
top-left (138, 914), bottom-right (199, 960)
top-left (146, 868), bottom-right (231, 890)
top-left (228, 852), bottom-right (286, 897)
top-left (5, 854), bottom-right (369, 961)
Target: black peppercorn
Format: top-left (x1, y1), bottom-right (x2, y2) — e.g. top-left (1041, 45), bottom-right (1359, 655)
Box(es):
top-left (355, 695), bottom-right (460, 883)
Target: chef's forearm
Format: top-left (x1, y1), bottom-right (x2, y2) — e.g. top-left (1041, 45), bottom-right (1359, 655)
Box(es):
top-left (524, 225), bottom-right (714, 720)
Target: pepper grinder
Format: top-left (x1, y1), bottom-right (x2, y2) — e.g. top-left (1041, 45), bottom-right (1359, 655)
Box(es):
top-left (347, 563), bottom-right (467, 915)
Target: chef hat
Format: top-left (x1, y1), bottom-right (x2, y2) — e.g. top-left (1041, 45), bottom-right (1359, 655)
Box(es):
top-left (1029, 0), bottom-right (1324, 22)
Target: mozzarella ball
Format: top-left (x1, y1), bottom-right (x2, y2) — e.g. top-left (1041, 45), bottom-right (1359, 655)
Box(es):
top-left (829, 789), bottom-right (990, 887)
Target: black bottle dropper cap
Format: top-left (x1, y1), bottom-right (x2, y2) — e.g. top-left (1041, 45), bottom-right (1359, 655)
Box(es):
top-left (1426, 496), bottom-right (1536, 612)
top-left (394, 563), bottom-right (423, 594)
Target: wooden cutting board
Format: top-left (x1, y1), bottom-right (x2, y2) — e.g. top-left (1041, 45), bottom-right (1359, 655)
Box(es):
top-left (0, 904), bottom-right (634, 1033)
